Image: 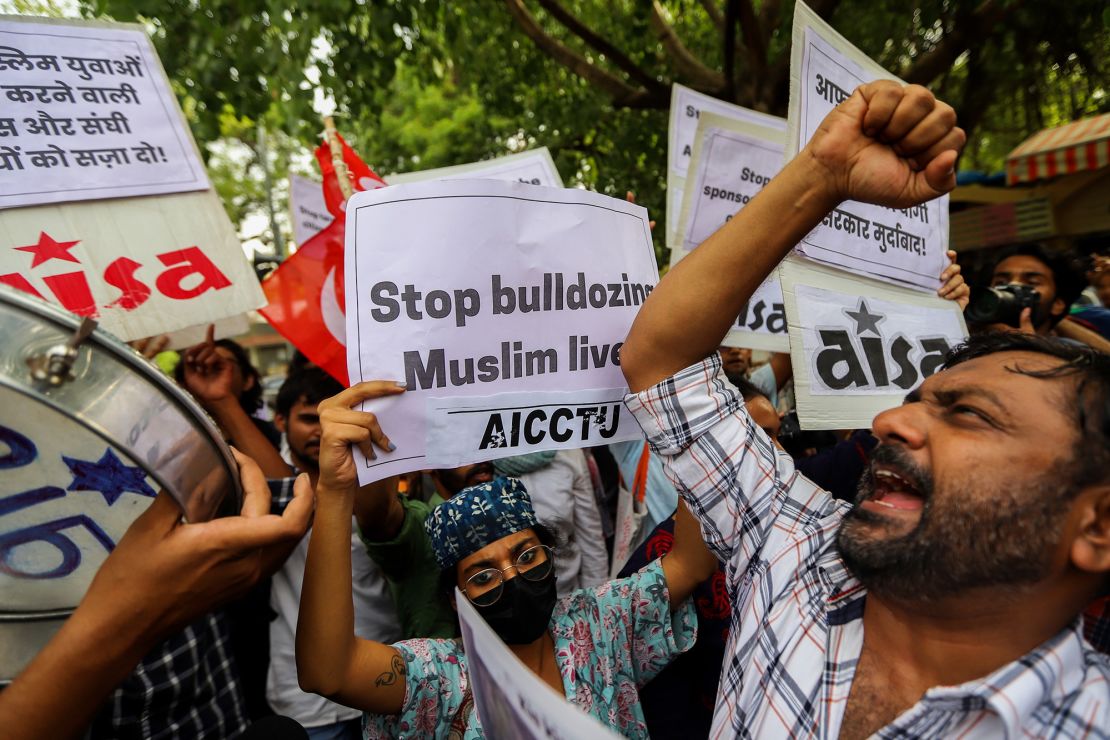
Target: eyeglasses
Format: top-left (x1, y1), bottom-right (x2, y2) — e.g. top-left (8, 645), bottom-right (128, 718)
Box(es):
top-left (463, 545), bottom-right (554, 607)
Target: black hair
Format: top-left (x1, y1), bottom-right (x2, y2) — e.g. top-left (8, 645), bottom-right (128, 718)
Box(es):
top-left (174, 337), bottom-right (263, 415)
top-left (944, 332), bottom-right (1110, 489)
top-left (275, 366), bottom-right (344, 419)
top-left (437, 523), bottom-right (558, 611)
top-left (289, 350), bottom-right (315, 375)
top-left (993, 243), bottom-right (1086, 312)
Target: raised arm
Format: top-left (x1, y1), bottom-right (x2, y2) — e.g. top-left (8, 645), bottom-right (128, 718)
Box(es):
top-left (660, 500), bottom-right (720, 608)
top-left (180, 325), bottom-right (292, 478)
top-left (296, 381), bottom-right (413, 714)
top-left (353, 476), bottom-right (406, 542)
top-left (621, 81), bottom-right (964, 393)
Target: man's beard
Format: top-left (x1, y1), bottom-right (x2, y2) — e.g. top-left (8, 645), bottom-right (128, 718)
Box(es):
top-left (291, 443), bottom-right (320, 474)
top-left (835, 445), bottom-right (1074, 602)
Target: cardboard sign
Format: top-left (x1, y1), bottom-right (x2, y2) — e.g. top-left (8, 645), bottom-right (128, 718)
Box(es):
top-left (665, 84), bottom-right (785, 249)
top-left (779, 256), bottom-right (967, 429)
top-left (0, 17), bottom-right (209, 209)
top-left (344, 180), bottom-right (655, 483)
top-left (0, 189), bottom-right (264, 341)
top-left (785, 1), bottom-right (949, 292)
top-left (289, 173), bottom-right (331, 246)
top-left (670, 112), bottom-right (790, 351)
top-left (457, 589), bottom-right (622, 740)
top-left (386, 148), bottom-right (564, 188)
top-left (0, 18), bottom-right (263, 341)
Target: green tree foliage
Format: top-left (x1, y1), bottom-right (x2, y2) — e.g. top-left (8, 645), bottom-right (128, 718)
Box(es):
top-left (74, 0), bottom-right (1107, 260)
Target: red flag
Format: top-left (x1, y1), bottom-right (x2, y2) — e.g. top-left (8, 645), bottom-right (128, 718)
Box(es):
top-left (259, 217), bottom-right (349, 383)
top-left (314, 133), bottom-right (386, 219)
top-left (261, 135), bottom-right (385, 383)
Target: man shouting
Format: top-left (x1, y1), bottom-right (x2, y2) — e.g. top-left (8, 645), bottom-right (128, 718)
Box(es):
top-left (620, 81), bottom-right (1110, 738)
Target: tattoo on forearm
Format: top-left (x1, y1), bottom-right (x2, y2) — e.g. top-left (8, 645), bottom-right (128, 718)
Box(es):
top-left (375, 654), bottom-right (407, 687)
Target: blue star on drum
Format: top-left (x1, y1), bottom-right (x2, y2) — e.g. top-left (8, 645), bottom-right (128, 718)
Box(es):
top-left (62, 449), bottom-right (156, 505)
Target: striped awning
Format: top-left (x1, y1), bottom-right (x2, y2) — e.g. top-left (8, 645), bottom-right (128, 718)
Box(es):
top-left (1005, 113), bottom-right (1110, 186)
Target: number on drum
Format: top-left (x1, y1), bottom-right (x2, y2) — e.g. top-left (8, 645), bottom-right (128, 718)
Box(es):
top-left (0, 423), bottom-right (116, 580)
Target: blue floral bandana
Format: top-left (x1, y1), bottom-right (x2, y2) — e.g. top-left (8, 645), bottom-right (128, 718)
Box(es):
top-left (424, 475), bottom-right (539, 570)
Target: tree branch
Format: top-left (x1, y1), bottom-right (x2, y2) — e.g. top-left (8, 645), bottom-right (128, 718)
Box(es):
top-left (904, 0), bottom-right (1015, 86)
top-left (736, 0), bottom-right (768, 87)
top-left (502, 0), bottom-right (659, 107)
top-left (699, 0), bottom-right (726, 30)
top-left (649, 0), bottom-right (725, 91)
top-left (723, 0), bottom-right (739, 101)
top-left (534, 0), bottom-right (664, 93)
top-left (758, 0), bottom-right (782, 32)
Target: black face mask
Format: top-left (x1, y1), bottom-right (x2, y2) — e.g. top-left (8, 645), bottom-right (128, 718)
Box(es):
top-left (473, 571), bottom-right (557, 645)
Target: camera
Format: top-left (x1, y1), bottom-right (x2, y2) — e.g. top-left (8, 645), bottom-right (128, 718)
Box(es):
top-left (964, 283), bottom-right (1041, 328)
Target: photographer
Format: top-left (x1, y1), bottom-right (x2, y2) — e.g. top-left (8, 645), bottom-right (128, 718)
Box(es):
top-left (969, 244), bottom-right (1110, 352)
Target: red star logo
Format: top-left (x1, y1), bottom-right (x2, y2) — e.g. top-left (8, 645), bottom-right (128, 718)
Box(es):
top-left (14, 231), bottom-right (82, 268)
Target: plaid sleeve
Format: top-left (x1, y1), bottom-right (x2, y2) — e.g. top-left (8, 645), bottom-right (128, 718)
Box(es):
top-left (268, 477), bottom-right (297, 515)
top-left (624, 354), bottom-right (835, 575)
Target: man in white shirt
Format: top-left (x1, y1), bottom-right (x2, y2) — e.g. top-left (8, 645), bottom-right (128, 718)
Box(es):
top-left (268, 368), bottom-right (402, 739)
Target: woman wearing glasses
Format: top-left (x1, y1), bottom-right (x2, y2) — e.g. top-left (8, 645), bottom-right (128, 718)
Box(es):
top-left (296, 382), bottom-right (718, 739)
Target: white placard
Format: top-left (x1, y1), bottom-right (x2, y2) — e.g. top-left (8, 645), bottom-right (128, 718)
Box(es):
top-left (344, 180), bottom-right (655, 483)
top-left (386, 147), bottom-right (563, 188)
top-left (665, 84), bottom-right (786, 248)
top-left (676, 113), bottom-right (785, 253)
top-left (669, 112), bottom-right (790, 352)
top-left (780, 256), bottom-right (967, 429)
top-left (721, 276), bottom-right (789, 351)
top-left (426, 388), bottom-right (629, 468)
top-left (0, 189), bottom-right (265, 341)
top-left (785, 2), bottom-right (949, 292)
top-left (0, 17), bottom-right (210, 209)
top-left (456, 588), bottom-right (622, 739)
top-left (289, 173), bottom-right (331, 246)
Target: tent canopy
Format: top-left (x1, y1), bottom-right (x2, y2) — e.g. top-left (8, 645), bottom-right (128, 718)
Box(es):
top-left (1006, 112), bottom-right (1110, 186)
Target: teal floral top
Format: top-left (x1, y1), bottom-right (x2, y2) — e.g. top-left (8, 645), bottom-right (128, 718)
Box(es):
top-left (364, 560), bottom-right (697, 739)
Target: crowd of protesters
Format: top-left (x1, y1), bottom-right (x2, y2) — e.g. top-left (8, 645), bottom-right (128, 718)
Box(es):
top-left (1, 81), bottom-right (1109, 740)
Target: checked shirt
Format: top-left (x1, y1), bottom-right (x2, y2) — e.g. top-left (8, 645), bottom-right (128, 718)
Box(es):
top-left (625, 354), bottom-right (1110, 739)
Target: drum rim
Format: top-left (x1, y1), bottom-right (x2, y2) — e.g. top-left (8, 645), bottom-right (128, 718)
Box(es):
top-left (0, 608), bottom-right (73, 622)
top-left (0, 285), bottom-right (241, 501)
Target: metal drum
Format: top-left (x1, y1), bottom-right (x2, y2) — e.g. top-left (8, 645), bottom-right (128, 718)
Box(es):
top-left (0, 285), bottom-right (241, 683)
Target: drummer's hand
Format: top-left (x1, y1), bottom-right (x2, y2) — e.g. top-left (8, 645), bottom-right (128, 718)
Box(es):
top-left (937, 250), bottom-right (970, 310)
top-left (181, 325), bottom-right (237, 407)
top-left (128, 334), bottom-right (171, 360)
top-left (317, 381), bottom-right (406, 492)
top-left (78, 448), bottom-right (312, 644)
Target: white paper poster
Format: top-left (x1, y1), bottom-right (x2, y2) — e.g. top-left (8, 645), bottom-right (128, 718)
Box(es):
top-left (669, 113), bottom-right (789, 352)
top-left (386, 147), bottom-right (563, 188)
top-left (289, 173), bottom-right (331, 246)
top-left (676, 115), bottom-right (784, 253)
top-left (721, 276), bottom-right (789, 351)
top-left (785, 2), bottom-right (949, 292)
top-left (780, 256), bottom-right (967, 429)
top-left (665, 84), bottom-right (785, 248)
top-left (456, 589), bottom-right (622, 739)
top-left (344, 180), bottom-right (655, 483)
top-left (0, 17), bottom-right (210, 209)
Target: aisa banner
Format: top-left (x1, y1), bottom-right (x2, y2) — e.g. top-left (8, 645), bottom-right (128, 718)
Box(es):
top-left (344, 179), bottom-right (657, 483)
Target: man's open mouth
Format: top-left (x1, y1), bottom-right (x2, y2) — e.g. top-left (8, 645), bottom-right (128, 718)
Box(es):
top-left (863, 465), bottom-right (926, 512)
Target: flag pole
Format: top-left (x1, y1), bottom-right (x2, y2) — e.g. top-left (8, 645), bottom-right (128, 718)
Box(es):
top-left (323, 116), bottom-right (354, 200)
